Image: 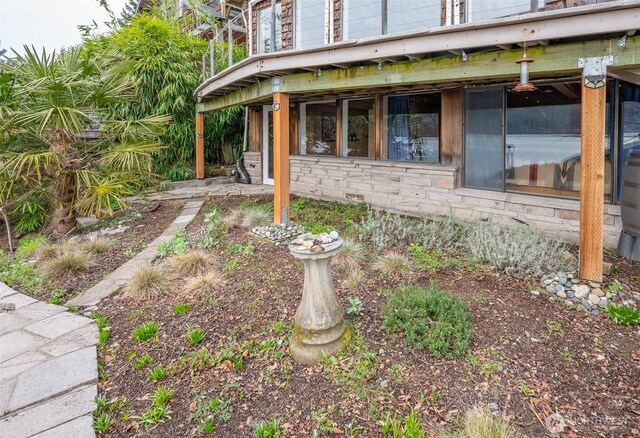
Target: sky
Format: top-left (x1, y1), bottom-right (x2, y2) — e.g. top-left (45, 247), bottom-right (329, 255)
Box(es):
top-left (0, 0), bottom-right (130, 54)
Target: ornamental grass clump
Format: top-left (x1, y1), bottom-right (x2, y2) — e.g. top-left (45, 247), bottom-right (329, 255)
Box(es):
top-left (124, 266), bottom-right (170, 300)
top-left (42, 251), bottom-right (94, 277)
top-left (382, 284), bottom-right (473, 358)
top-left (373, 252), bottom-right (413, 277)
top-left (334, 238), bottom-right (367, 270)
top-left (465, 221), bottom-right (567, 278)
top-left (182, 272), bottom-right (225, 296)
top-left (165, 250), bottom-right (217, 277)
top-left (240, 208), bottom-right (272, 229)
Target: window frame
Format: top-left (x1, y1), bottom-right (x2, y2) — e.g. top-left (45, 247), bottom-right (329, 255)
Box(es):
top-left (294, 0), bottom-right (332, 49)
top-left (256, 1), bottom-right (282, 54)
top-left (299, 100), bottom-right (339, 156)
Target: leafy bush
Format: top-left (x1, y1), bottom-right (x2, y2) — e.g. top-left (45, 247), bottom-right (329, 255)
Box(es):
top-left (465, 221), bottom-right (567, 278)
top-left (605, 304), bottom-right (640, 325)
top-left (11, 200), bottom-right (48, 233)
top-left (356, 209), bottom-right (416, 249)
top-left (382, 284), bottom-right (473, 358)
top-left (124, 266), bottom-right (169, 300)
top-left (414, 215), bottom-right (464, 251)
top-left (199, 206), bottom-right (227, 248)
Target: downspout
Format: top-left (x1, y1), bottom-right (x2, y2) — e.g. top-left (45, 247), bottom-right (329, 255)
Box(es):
top-left (234, 106), bottom-right (251, 184)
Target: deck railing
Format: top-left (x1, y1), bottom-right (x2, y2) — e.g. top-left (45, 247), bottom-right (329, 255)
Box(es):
top-left (201, 10), bottom-right (248, 81)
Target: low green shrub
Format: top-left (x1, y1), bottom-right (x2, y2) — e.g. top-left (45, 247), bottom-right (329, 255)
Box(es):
top-left (382, 284), bottom-right (473, 358)
top-left (465, 222), bottom-right (567, 278)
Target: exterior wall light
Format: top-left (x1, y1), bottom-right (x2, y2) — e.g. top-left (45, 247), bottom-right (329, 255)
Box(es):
top-left (513, 51), bottom-right (535, 92)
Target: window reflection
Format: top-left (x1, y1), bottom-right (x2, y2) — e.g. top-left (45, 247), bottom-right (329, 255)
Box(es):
top-left (344, 99), bottom-right (376, 158)
top-left (344, 0), bottom-right (381, 40)
top-left (296, 0), bottom-right (326, 48)
top-left (257, 2), bottom-right (282, 54)
top-left (302, 102), bottom-right (337, 156)
top-left (386, 93), bottom-right (440, 162)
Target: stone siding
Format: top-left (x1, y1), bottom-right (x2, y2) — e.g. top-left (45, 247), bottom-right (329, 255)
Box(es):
top-left (289, 155), bottom-right (622, 248)
top-left (243, 151), bottom-right (263, 184)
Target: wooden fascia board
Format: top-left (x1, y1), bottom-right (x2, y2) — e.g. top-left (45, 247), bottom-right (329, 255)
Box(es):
top-left (196, 36), bottom-right (640, 112)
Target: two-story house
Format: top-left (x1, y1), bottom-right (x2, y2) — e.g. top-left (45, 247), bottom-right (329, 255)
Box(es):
top-left (193, 0), bottom-right (640, 281)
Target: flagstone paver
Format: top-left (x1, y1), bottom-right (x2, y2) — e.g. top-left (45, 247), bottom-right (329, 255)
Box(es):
top-left (66, 200), bottom-right (206, 307)
top-left (0, 285), bottom-right (98, 438)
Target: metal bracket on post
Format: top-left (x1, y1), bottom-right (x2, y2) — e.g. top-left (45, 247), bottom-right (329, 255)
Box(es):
top-left (282, 207), bottom-right (288, 225)
top-left (271, 77), bottom-right (281, 93)
top-left (578, 56), bottom-right (613, 89)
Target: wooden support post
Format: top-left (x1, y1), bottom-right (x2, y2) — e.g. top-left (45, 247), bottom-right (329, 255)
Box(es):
top-left (579, 81), bottom-right (607, 282)
top-left (273, 93), bottom-right (290, 224)
top-left (375, 94), bottom-right (382, 159)
top-left (195, 112), bottom-right (205, 179)
top-left (335, 100), bottom-right (342, 158)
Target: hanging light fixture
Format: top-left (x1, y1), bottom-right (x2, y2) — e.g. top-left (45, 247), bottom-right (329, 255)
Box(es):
top-left (513, 43), bottom-right (535, 92)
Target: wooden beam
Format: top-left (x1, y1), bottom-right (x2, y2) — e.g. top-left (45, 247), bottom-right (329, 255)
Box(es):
top-left (579, 81), bottom-right (607, 282)
top-left (290, 104), bottom-right (300, 155)
top-left (248, 106), bottom-right (262, 152)
top-left (440, 88), bottom-right (463, 169)
top-left (273, 92), bottom-right (290, 224)
top-left (195, 112), bottom-right (205, 179)
top-left (197, 36), bottom-right (640, 112)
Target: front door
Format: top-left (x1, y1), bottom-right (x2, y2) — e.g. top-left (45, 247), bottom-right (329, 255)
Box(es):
top-left (263, 106), bottom-right (274, 185)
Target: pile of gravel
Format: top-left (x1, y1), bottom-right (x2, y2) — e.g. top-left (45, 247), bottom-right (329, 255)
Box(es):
top-left (251, 222), bottom-right (306, 242)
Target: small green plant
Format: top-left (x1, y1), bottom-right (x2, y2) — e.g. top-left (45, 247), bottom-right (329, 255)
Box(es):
top-left (198, 206), bottom-right (227, 248)
top-left (91, 312), bottom-right (111, 348)
top-left (272, 319), bottom-right (285, 334)
top-left (379, 411), bottom-right (426, 438)
top-left (15, 235), bottom-right (48, 259)
top-left (347, 296), bottom-right (364, 316)
top-left (133, 353), bottom-right (153, 370)
top-left (608, 280), bottom-right (624, 293)
top-left (138, 386), bottom-right (174, 426)
top-left (381, 284), bottom-right (473, 358)
top-left (147, 365), bottom-right (168, 381)
top-left (132, 321), bottom-right (160, 342)
top-left (202, 417), bottom-right (215, 433)
top-left (92, 411), bottom-right (112, 432)
top-left (187, 326), bottom-right (206, 345)
top-left (409, 244), bottom-right (451, 272)
top-left (255, 418), bottom-right (282, 438)
top-left (157, 228), bottom-right (189, 257)
top-left (605, 303), bottom-right (640, 325)
top-left (225, 240), bottom-right (254, 255)
top-left (174, 302), bottom-right (192, 315)
top-left (12, 201), bottom-right (47, 233)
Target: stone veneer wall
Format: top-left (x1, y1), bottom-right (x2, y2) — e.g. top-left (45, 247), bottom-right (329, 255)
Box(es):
top-left (289, 155), bottom-right (622, 248)
top-left (243, 151), bottom-right (263, 183)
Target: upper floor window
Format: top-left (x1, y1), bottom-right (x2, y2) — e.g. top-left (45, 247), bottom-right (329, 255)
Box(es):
top-left (467, 0), bottom-right (532, 23)
top-left (296, 0), bottom-right (329, 48)
top-left (257, 1), bottom-right (282, 53)
top-left (386, 0), bottom-right (440, 34)
top-left (344, 0), bottom-right (382, 40)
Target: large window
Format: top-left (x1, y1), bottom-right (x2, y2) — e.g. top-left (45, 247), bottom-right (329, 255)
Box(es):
top-left (464, 88), bottom-right (504, 189)
top-left (295, 0), bottom-right (327, 48)
top-left (343, 0), bottom-right (382, 40)
top-left (257, 1), bottom-right (282, 54)
top-left (385, 93), bottom-right (441, 162)
top-left (386, 0), bottom-right (441, 34)
top-left (301, 102), bottom-right (337, 156)
top-left (617, 80), bottom-right (640, 200)
top-left (464, 82), bottom-right (614, 201)
top-left (343, 99), bottom-right (376, 158)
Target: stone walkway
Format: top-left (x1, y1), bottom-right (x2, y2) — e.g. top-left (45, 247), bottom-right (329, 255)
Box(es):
top-left (67, 200), bottom-right (205, 307)
top-left (0, 283), bottom-right (98, 437)
top-left (137, 181), bottom-right (273, 202)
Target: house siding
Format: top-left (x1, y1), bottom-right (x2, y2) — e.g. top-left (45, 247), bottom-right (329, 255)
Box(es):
top-left (288, 155), bottom-right (622, 247)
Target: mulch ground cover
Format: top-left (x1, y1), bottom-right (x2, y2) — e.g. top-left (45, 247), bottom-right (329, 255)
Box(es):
top-left (1, 200), bottom-right (183, 303)
top-left (94, 195), bottom-right (640, 437)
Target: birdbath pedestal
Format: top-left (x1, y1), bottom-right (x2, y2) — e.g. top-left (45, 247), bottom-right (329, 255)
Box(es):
top-left (288, 238), bottom-right (347, 365)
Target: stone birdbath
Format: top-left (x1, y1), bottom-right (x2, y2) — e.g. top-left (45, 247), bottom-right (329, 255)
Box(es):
top-left (288, 233), bottom-right (348, 365)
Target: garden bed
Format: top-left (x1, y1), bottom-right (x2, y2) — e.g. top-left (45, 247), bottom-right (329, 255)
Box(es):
top-left (91, 196), bottom-right (640, 437)
top-left (0, 200), bottom-right (184, 304)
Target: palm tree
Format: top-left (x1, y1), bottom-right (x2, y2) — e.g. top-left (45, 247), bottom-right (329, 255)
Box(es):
top-left (0, 46), bottom-right (170, 238)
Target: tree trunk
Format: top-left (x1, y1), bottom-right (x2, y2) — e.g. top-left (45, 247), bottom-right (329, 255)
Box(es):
top-left (50, 172), bottom-right (77, 238)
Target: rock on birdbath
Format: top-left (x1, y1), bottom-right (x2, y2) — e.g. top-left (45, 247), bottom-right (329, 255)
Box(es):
top-left (288, 235), bottom-right (347, 365)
